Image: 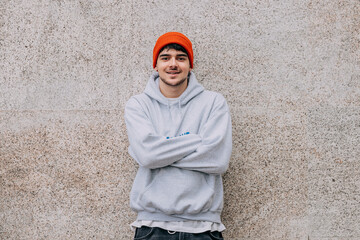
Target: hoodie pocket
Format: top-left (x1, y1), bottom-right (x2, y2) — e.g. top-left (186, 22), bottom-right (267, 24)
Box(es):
top-left (138, 167), bottom-right (215, 215)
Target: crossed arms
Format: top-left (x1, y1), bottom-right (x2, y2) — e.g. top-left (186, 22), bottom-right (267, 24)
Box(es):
top-left (124, 95), bottom-right (232, 175)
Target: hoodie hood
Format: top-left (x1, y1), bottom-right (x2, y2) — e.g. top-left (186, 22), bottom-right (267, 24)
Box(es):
top-left (144, 71), bottom-right (204, 106)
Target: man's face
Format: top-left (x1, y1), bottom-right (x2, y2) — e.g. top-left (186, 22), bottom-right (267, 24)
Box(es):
top-left (155, 48), bottom-right (192, 88)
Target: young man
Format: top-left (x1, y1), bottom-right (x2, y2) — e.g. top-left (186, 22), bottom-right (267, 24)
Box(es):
top-left (124, 32), bottom-right (232, 239)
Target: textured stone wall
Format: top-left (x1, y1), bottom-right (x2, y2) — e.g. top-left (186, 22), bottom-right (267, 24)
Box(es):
top-left (1, 0), bottom-right (359, 239)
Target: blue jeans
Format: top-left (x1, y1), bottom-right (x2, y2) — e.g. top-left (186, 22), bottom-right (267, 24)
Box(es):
top-left (134, 226), bottom-right (224, 240)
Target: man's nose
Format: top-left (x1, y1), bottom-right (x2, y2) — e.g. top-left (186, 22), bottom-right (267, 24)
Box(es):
top-left (169, 57), bottom-right (177, 67)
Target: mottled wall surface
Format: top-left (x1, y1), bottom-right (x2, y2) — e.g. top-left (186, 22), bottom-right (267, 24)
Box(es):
top-left (0, 0), bottom-right (359, 239)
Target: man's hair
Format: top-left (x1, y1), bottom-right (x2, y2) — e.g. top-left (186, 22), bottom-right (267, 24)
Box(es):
top-left (159, 43), bottom-right (188, 56)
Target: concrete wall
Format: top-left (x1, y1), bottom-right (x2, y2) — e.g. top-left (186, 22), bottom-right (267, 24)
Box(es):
top-left (1, 0), bottom-right (359, 239)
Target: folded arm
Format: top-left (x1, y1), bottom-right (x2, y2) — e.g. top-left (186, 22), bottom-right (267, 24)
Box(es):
top-left (125, 97), bottom-right (202, 169)
top-left (171, 94), bottom-right (232, 174)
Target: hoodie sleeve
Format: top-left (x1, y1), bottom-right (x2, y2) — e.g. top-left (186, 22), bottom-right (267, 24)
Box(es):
top-left (125, 97), bottom-right (202, 169)
top-left (171, 94), bottom-right (232, 174)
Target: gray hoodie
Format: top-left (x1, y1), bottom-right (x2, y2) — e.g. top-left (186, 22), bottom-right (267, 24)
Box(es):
top-left (124, 72), bottom-right (232, 223)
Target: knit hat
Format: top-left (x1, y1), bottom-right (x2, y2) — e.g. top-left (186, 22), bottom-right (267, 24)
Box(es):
top-left (153, 32), bottom-right (193, 69)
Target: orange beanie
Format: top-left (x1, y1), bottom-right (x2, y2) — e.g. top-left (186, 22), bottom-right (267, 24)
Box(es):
top-left (153, 32), bottom-right (193, 69)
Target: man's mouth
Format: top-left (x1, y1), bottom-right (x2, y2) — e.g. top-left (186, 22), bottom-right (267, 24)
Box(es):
top-left (166, 71), bottom-right (180, 75)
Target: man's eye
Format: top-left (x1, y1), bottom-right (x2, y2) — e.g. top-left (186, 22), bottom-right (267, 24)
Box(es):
top-left (161, 57), bottom-right (168, 60)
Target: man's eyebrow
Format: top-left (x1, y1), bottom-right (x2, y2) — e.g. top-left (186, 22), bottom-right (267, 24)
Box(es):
top-left (176, 54), bottom-right (188, 57)
top-left (158, 53), bottom-right (188, 57)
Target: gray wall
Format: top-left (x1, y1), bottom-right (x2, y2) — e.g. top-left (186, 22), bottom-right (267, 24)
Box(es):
top-left (1, 0), bottom-right (359, 239)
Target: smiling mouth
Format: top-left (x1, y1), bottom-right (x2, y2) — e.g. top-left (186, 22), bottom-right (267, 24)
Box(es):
top-left (166, 72), bottom-right (180, 74)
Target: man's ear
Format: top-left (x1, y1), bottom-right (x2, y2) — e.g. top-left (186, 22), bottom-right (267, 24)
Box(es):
top-left (154, 66), bottom-right (158, 71)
